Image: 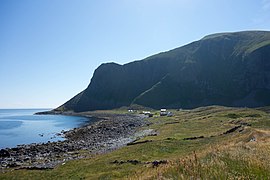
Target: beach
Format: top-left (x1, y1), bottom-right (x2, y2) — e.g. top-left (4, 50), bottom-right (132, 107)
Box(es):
top-left (0, 112), bottom-right (151, 171)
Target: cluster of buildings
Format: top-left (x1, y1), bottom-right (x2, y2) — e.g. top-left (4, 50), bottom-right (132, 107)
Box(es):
top-left (128, 108), bottom-right (173, 117)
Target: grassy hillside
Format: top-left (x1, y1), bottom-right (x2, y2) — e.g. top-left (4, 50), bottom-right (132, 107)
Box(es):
top-left (58, 31), bottom-right (270, 112)
top-left (1, 106), bottom-right (270, 179)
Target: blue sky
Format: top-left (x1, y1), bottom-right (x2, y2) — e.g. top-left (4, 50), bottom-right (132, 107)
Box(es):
top-left (1, 0), bottom-right (270, 108)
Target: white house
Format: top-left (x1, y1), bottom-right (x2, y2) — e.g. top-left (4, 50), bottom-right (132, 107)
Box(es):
top-left (160, 109), bottom-right (167, 116)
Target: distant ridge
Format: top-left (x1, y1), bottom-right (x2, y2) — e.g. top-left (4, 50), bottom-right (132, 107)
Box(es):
top-left (56, 31), bottom-right (270, 112)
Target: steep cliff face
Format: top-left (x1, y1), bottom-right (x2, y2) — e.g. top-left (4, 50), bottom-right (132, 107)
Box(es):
top-left (59, 59), bottom-right (169, 112)
top-left (57, 31), bottom-right (270, 112)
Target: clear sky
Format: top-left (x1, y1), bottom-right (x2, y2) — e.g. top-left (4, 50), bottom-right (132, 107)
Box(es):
top-left (1, 0), bottom-right (270, 108)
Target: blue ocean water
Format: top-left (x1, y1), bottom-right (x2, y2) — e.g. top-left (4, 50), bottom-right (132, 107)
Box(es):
top-left (0, 109), bottom-right (89, 149)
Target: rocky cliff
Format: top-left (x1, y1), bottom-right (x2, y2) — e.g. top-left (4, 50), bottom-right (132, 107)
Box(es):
top-left (57, 31), bottom-right (270, 112)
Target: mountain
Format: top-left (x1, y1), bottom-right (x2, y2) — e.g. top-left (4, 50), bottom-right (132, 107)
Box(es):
top-left (56, 31), bottom-right (270, 112)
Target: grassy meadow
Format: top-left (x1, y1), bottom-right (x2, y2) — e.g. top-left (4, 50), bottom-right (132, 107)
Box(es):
top-left (1, 106), bottom-right (270, 179)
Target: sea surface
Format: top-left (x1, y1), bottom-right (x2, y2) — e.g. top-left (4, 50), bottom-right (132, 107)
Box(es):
top-left (0, 109), bottom-right (89, 149)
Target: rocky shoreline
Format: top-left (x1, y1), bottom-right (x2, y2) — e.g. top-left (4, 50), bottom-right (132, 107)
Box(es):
top-left (0, 113), bottom-right (152, 171)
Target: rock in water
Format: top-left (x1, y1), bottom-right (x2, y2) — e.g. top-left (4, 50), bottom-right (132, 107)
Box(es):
top-left (0, 149), bottom-right (10, 158)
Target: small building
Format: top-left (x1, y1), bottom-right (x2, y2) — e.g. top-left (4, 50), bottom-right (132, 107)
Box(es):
top-left (160, 109), bottom-right (167, 116)
top-left (143, 111), bottom-right (153, 117)
top-left (143, 111), bottom-right (151, 115)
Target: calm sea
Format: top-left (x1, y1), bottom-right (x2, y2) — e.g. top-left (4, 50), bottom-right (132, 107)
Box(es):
top-left (0, 109), bottom-right (89, 149)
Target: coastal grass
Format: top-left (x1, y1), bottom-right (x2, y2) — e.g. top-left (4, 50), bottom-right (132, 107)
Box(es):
top-left (1, 106), bottom-right (270, 179)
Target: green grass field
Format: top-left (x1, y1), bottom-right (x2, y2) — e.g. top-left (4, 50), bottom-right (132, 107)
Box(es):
top-left (1, 106), bottom-right (270, 179)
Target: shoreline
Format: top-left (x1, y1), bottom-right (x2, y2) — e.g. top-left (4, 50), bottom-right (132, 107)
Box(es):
top-left (0, 112), bottom-right (152, 171)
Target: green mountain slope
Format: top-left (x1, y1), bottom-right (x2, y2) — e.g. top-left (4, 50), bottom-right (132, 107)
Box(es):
top-left (57, 31), bottom-right (270, 112)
